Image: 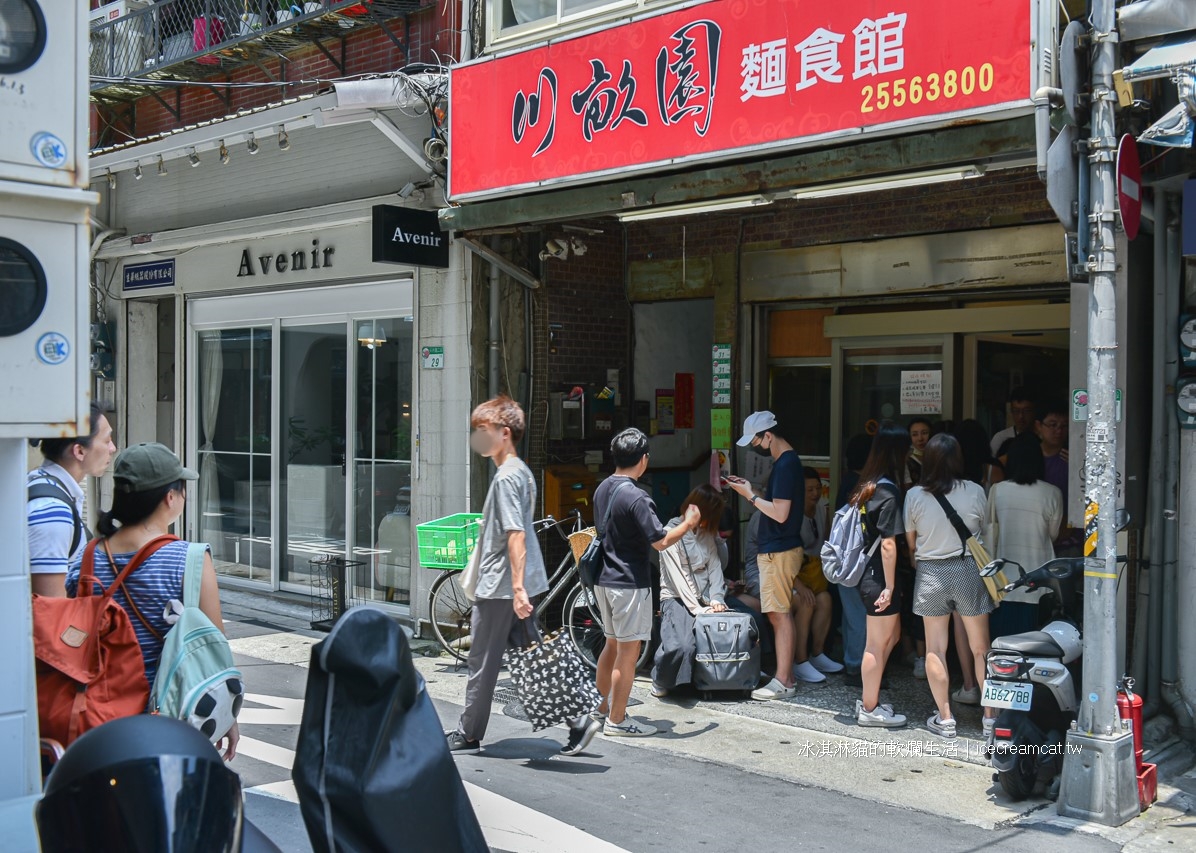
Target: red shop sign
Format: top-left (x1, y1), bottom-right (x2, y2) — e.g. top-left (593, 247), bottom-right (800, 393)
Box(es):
top-left (448, 0), bottom-right (1035, 201)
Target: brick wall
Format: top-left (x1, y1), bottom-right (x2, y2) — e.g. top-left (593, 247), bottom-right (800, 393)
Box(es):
top-left (92, 3), bottom-right (458, 146)
top-left (528, 226), bottom-right (630, 476)
top-left (625, 168), bottom-right (1054, 262)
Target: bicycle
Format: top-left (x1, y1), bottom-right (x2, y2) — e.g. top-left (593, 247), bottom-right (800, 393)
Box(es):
top-left (426, 510), bottom-right (650, 671)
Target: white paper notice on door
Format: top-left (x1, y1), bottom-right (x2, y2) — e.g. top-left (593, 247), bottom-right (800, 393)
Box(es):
top-left (900, 370), bottom-right (943, 415)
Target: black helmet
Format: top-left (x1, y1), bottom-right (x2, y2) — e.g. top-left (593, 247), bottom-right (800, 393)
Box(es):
top-left (37, 715), bottom-right (243, 853)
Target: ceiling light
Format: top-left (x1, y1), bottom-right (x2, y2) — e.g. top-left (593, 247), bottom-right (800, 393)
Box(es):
top-left (247, 132), bottom-right (260, 155)
top-left (188, 148), bottom-right (201, 167)
top-left (616, 195), bottom-right (773, 222)
top-left (785, 167), bottom-right (985, 201)
top-left (157, 156), bottom-right (168, 177)
top-left (278, 127), bottom-right (290, 151)
top-left (219, 141), bottom-right (230, 164)
top-left (357, 321), bottom-right (387, 349)
top-left (133, 162), bottom-right (143, 180)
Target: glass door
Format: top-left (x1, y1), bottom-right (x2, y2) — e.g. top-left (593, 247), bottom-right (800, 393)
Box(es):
top-left (191, 283), bottom-right (416, 607)
top-left (280, 323), bottom-right (349, 587)
top-left (197, 328), bottom-right (273, 582)
top-left (842, 345), bottom-right (945, 438)
top-left (353, 318), bottom-right (415, 603)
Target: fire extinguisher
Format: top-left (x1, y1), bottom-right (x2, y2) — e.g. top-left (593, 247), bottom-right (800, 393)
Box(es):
top-left (1116, 676), bottom-right (1144, 774)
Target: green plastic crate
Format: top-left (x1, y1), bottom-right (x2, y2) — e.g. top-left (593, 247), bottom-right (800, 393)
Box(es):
top-left (416, 513), bottom-right (482, 570)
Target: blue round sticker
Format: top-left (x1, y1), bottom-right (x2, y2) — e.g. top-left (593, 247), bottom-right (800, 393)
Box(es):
top-left (36, 333), bottom-right (70, 365)
top-left (30, 132), bottom-right (68, 169)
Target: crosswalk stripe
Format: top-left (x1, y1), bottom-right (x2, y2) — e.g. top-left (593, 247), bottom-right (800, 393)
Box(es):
top-left (238, 736), bottom-right (629, 853)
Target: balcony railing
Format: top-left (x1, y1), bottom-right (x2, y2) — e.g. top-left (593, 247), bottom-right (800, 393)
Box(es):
top-left (90, 0), bottom-right (423, 100)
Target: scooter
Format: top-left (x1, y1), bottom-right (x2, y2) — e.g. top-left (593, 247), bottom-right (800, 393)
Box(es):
top-left (979, 555), bottom-right (1086, 801)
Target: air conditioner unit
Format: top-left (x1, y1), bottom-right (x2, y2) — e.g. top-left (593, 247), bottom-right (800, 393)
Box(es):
top-left (88, 0), bottom-right (152, 78)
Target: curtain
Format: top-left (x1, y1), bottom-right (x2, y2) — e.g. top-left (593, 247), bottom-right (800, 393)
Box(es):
top-left (200, 331), bottom-right (224, 552)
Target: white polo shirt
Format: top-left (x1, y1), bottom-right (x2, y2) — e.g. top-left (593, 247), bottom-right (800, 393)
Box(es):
top-left (27, 462), bottom-right (87, 576)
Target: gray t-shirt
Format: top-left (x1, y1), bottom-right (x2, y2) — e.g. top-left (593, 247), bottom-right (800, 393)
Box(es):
top-left (475, 457), bottom-right (549, 600)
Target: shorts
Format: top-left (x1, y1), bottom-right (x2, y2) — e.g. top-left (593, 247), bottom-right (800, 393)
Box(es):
top-left (857, 560), bottom-right (901, 617)
top-left (594, 586), bottom-right (653, 642)
top-left (758, 548), bottom-right (803, 614)
top-left (797, 554), bottom-right (829, 596)
top-left (913, 556), bottom-right (994, 618)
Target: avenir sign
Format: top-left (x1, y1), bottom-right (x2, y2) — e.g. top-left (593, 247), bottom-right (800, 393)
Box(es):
top-left (372, 205), bottom-right (449, 269)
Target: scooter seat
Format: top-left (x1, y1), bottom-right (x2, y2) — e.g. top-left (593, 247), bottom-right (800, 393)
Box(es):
top-left (991, 631), bottom-right (1064, 657)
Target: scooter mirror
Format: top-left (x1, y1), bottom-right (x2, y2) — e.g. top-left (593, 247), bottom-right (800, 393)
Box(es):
top-left (1115, 508), bottom-right (1131, 531)
top-left (981, 558), bottom-right (1009, 577)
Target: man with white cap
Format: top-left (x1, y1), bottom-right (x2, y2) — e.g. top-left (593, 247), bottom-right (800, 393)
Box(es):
top-left (726, 412), bottom-right (807, 699)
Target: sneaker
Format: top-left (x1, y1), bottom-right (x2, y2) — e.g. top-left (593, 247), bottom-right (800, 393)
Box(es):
top-left (793, 660), bottom-right (827, 683)
top-left (858, 701), bottom-right (908, 728)
top-left (926, 713), bottom-right (957, 739)
top-left (952, 685), bottom-right (982, 706)
top-left (843, 669), bottom-right (863, 688)
top-left (590, 709), bottom-right (608, 723)
top-left (982, 716), bottom-right (996, 740)
top-left (561, 717), bottom-right (602, 756)
top-left (913, 657), bottom-right (927, 679)
top-left (650, 683), bottom-right (670, 698)
top-left (603, 717), bottom-right (658, 737)
top-left (445, 730), bottom-right (481, 753)
top-left (751, 677), bottom-right (797, 701)
top-left (810, 653), bottom-right (845, 674)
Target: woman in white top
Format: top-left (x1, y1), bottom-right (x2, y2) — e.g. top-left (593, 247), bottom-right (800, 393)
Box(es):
top-left (986, 432), bottom-right (1062, 639)
top-left (652, 484), bottom-right (730, 697)
top-left (903, 433), bottom-right (995, 740)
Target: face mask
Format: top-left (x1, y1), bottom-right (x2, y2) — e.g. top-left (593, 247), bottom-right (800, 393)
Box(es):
top-left (469, 430), bottom-right (495, 456)
top-left (751, 440), bottom-right (771, 457)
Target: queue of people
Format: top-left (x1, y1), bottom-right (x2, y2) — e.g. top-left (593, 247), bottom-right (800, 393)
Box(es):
top-left (601, 391), bottom-right (1070, 743)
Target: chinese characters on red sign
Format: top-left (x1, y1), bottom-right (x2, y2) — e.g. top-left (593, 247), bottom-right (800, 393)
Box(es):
top-left (449, 0), bottom-right (1034, 200)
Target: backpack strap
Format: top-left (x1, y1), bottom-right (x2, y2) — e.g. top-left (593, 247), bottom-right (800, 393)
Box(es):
top-left (28, 474), bottom-right (87, 557)
top-left (94, 535), bottom-right (181, 640)
top-left (182, 543), bottom-right (207, 611)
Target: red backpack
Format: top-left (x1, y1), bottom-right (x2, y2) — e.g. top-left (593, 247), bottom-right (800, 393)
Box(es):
top-left (34, 535), bottom-right (178, 745)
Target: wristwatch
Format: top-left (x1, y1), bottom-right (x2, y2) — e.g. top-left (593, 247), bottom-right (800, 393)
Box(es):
top-left (749, 495), bottom-right (758, 505)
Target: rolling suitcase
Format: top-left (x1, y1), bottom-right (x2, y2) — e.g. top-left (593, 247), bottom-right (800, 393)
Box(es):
top-left (692, 610), bottom-right (760, 697)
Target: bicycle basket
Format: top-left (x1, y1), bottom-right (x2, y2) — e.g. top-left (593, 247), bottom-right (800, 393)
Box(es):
top-left (416, 513), bottom-right (482, 570)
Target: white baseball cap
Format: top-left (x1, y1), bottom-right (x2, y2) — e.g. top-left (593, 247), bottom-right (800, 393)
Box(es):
top-left (737, 411), bottom-right (778, 446)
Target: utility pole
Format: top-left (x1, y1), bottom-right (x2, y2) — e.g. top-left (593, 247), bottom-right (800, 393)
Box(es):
top-left (1057, 0), bottom-right (1139, 826)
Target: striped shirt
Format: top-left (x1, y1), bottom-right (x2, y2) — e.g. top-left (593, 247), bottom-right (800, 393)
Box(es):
top-left (27, 463), bottom-right (86, 578)
top-left (66, 540), bottom-right (199, 687)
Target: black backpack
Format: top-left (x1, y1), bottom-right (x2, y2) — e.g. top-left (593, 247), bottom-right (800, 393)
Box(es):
top-left (27, 473), bottom-right (87, 557)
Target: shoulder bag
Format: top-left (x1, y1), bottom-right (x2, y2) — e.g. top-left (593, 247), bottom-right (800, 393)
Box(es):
top-left (576, 480), bottom-right (631, 589)
top-left (930, 489), bottom-right (1007, 606)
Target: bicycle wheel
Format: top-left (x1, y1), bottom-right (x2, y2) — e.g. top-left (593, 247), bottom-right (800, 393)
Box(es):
top-left (562, 582), bottom-right (650, 671)
top-left (428, 571), bottom-right (473, 664)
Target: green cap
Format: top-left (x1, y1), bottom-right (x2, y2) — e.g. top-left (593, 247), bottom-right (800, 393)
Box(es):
top-left (113, 442), bottom-right (199, 493)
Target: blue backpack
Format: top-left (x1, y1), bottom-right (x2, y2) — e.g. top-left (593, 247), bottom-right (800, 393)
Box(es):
top-left (150, 543), bottom-right (244, 743)
top-left (820, 478), bottom-right (892, 587)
